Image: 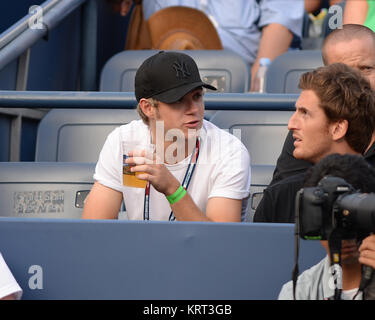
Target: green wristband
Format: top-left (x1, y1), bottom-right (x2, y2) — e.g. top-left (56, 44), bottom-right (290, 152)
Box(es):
top-left (166, 186), bottom-right (186, 204)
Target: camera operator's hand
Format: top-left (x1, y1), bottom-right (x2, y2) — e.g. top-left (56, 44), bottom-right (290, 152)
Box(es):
top-left (360, 235), bottom-right (375, 300)
top-left (359, 234), bottom-right (375, 269)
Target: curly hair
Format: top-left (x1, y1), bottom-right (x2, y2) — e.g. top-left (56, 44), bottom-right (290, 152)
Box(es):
top-left (304, 153), bottom-right (375, 193)
top-left (299, 63), bottom-right (375, 154)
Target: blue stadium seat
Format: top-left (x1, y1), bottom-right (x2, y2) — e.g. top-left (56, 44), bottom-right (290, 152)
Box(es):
top-left (36, 95), bottom-right (296, 164)
top-left (210, 109), bottom-right (293, 221)
top-left (0, 161), bottom-right (272, 222)
top-left (100, 50), bottom-right (250, 93)
top-left (265, 50), bottom-right (323, 93)
top-left (35, 109), bottom-right (139, 162)
top-left (209, 110), bottom-right (293, 166)
top-left (0, 218), bottom-right (325, 299)
top-left (0, 162), bottom-right (95, 219)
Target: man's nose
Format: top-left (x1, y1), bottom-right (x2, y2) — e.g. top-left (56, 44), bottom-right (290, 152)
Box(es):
top-left (185, 99), bottom-right (201, 113)
top-left (288, 112), bottom-right (297, 131)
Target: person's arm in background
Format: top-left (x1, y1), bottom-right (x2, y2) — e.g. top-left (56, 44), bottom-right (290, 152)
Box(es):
top-left (305, 0), bottom-right (323, 13)
top-left (250, 0), bottom-right (304, 91)
top-left (343, 0), bottom-right (368, 25)
top-left (251, 23), bottom-right (293, 91)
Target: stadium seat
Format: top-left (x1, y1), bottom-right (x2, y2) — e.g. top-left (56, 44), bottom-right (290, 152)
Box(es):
top-left (248, 164), bottom-right (275, 221)
top-left (265, 50), bottom-right (323, 93)
top-left (99, 49), bottom-right (250, 93)
top-left (0, 161), bottom-right (273, 222)
top-left (35, 109), bottom-right (139, 162)
top-left (36, 94), bottom-right (296, 163)
top-left (210, 109), bottom-right (291, 221)
top-left (0, 162), bottom-right (95, 219)
top-left (209, 110), bottom-right (293, 166)
top-left (0, 218), bottom-right (325, 299)
top-left (0, 162), bottom-right (272, 222)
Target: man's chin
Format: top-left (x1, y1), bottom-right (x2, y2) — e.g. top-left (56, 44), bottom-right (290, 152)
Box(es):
top-left (293, 150), bottom-right (316, 163)
top-left (293, 150), bottom-right (305, 161)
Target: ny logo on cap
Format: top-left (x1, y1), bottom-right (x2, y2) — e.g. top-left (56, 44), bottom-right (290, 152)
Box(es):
top-left (173, 61), bottom-right (191, 79)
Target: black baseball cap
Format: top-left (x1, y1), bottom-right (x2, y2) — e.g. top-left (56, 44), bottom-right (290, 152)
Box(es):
top-left (135, 51), bottom-right (216, 103)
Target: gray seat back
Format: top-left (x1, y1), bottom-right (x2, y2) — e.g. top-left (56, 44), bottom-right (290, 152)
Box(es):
top-left (0, 161), bottom-right (273, 222)
top-left (35, 109), bottom-right (139, 162)
top-left (100, 50), bottom-right (250, 93)
top-left (0, 162), bottom-right (95, 218)
top-left (209, 110), bottom-right (293, 166)
top-left (265, 50), bottom-right (323, 93)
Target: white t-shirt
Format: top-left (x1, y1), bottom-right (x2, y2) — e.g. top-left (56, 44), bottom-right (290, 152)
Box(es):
top-left (94, 119), bottom-right (251, 220)
top-left (341, 288), bottom-right (362, 300)
top-left (0, 253), bottom-right (22, 300)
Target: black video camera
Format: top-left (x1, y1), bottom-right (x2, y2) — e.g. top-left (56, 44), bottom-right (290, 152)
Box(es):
top-left (296, 176), bottom-right (375, 240)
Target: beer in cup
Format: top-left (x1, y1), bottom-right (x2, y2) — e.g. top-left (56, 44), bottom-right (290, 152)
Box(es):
top-left (122, 141), bottom-right (155, 188)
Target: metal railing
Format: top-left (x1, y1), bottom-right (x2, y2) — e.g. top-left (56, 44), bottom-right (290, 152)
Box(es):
top-left (0, 0), bottom-right (60, 51)
top-left (0, 91), bottom-right (298, 110)
top-left (0, 0), bottom-right (97, 160)
top-left (0, 0), bottom-right (89, 74)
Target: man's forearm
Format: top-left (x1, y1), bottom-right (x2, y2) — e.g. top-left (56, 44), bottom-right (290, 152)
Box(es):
top-left (82, 182), bottom-right (123, 219)
top-left (251, 23), bottom-right (293, 90)
top-left (343, 0), bottom-right (368, 25)
top-left (169, 191), bottom-right (211, 222)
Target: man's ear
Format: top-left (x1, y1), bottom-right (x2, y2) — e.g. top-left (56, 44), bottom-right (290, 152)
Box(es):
top-left (139, 98), bottom-right (155, 119)
top-left (331, 119), bottom-right (348, 141)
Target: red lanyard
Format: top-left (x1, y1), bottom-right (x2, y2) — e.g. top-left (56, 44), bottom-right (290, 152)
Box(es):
top-left (143, 137), bottom-right (200, 221)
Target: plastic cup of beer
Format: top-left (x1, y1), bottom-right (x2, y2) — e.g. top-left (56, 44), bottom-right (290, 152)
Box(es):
top-left (122, 141), bottom-right (155, 188)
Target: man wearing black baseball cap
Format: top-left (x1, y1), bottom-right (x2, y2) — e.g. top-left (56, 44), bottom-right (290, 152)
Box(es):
top-left (83, 51), bottom-right (251, 222)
